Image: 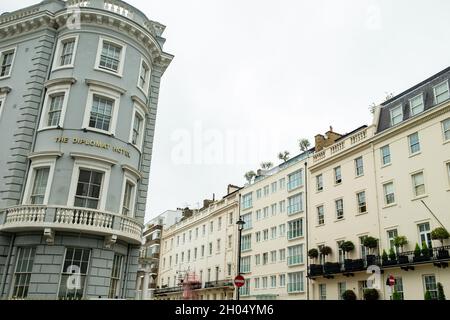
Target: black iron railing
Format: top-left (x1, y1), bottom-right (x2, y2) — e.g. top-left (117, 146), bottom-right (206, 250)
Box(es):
top-left (204, 280), bottom-right (234, 288)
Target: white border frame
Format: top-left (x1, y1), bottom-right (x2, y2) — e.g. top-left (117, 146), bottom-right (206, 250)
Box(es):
top-left (382, 180), bottom-right (396, 207)
top-left (442, 118), bottom-right (450, 142)
top-left (38, 83), bottom-right (71, 130)
top-left (433, 79), bottom-right (450, 104)
top-left (119, 170), bottom-right (138, 218)
top-left (137, 57), bottom-right (151, 97)
top-left (128, 102), bottom-right (146, 151)
top-left (410, 169), bottom-right (427, 199)
top-left (82, 84), bottom-right (121, 135)
top-left (67, 158), bottom-right (112, 211)
top-left (0, 46), bottom-right (17, 80)
top-left (94, 36), bottom-right (127, 77)
top-left (52, 34), bottom-right (79, 71)
top-left (0, 93), bottom-right (6, 120)
top-left (407, 131), bottom-right (421, 155)
top-left (409, 93), bottom-right (424, 117)
top-left (22, 157), bottom-right (57, 205)
top-left (390, 104), bottom-right (403, 126)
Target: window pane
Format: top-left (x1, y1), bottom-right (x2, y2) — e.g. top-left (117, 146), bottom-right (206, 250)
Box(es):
top-left (30, 167), bottom-right (50, 204)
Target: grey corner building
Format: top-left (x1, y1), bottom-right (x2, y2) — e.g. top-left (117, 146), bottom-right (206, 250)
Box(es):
top-left (0, 0), bottom-right (173, 299)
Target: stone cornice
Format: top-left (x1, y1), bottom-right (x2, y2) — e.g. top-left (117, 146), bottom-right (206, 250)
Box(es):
top-left (44, 77), bottom-right (77, 88)
top-left (0, 12), bottom-right (56, 40)
top-left (85, 79), bottom-right (126, 95)
top-left (28, 151), bottom-right (63, 160)
top-left (122, 164), bottom-right (143, 180)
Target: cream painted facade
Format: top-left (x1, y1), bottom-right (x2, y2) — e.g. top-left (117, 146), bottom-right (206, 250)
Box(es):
top-left (308, 69), bottom-right (450, 300)
top-left (238, 153), bottom-right (310, 300)
top-left (154, 186), bottom-right (240, 300)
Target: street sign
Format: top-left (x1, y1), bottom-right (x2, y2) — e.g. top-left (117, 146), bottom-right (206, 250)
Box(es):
top-left (234, 275), bottom-right (245, 288)
top-left (387, 275), bottom-right (396, 286)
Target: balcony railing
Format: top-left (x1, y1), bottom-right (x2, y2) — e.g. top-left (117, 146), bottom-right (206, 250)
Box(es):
top-left (308, 245), bottom-right (450, 278)
top-left (204, 280), bottom-right (234, 289)
top-left (0, 205), bottom-right (143, 244)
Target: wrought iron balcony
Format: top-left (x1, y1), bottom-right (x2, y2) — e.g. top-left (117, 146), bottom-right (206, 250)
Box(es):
top-left (308, 245), bottom-right (450, 279)
top-left (204, 280), bottom-right (234, 289)
top-left (0, 205), bottom-right (143, 244)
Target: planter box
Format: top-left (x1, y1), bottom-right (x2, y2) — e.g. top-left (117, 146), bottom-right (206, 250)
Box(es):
top-left (366, 255), bottom-right (376, 266)
top-left (309, 264), bottom-right (324, 276)
top-left (398, 255), bottom-right (409, 264)
top-left (413, 255), bottom-right (430, 263)
top-left (344, 259), bottom-right (353, 272)
top-left (437, 249), bottom-right (450, 260)
top-left (352, 259), bottom-right (365, 271)
top-left (324, 262), bottom-right (341, 274)
top-left (382, 259), bottom-right (397, 267)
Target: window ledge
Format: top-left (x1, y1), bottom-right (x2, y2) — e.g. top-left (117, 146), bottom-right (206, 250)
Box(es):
top-left (51, 65), bottom-right (74, 72)
top-left (355, 174), bottom-right (364, 179)
top-left (409, 151), bottom-right (422, 158)
top-left (0, 75), bottom-right (11, 80)
top-left (411, 194), bottom-right (429, 201)
top-left (334, 218), bottom-right (345, 223)
top-left (382, 203), bottom-right (397, 209)
top-left (381, 163), bottom-right (392, 169)
top-left (316, 224), bottom-right (325, 228)
top-left (94, 66), bottom-right (123, 78)
top-left (356, 211), bottom-right (368, 217)
top-left (443, 140), bottom-right (450, 145)
top-left (334, 182), bottom-right (342, 187)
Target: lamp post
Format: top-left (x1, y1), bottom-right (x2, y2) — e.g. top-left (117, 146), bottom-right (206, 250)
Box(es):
top-left (236, 217), bottom-right (245, 300)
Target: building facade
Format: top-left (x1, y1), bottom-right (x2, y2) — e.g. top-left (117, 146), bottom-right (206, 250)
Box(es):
top-left (307, 67), bottom-right (450, 300)
top-left (136, 210), bottom-right (182, 300)
top-left (155, 185), bottom-right (241, 300)
top-left (0, 0), bottom-right (172, 299)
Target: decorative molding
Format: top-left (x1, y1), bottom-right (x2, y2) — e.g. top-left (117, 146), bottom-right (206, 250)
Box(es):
top-left (122, 164), bottom-right (143, 180)
top-left (44, 77), bottom-right (77, 88)
top-left (0, 86), bottom-right (12, 94)
top-left (131, 95), bottom-right (149, 114)
top-left (43, 228), bottom-right (55, 245)
top-left (28, 151), bottom-right (63, 160)
top-left (70, 152), bottom-right (117, 166)
top-left (85, 79), bottom-right (126, 95)
top-left (104, 234), bottom-right (118, 249)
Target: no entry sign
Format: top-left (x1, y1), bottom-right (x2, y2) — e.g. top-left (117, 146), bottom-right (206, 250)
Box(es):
top-left (234, 275), bottom-right (245, 287)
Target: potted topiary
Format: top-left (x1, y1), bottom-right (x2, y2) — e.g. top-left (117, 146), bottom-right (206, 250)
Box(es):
top-left (437, 282), bottom-right (446, 300)
top-left (392, 288), bottom-right (403, 300)
top-left (342, 289), bottom-right (357, 301)
top-left (431, 227), bottom-right (450, 259)
top-left (340, 241), bottom-right (355, 271)
top-left (363, 288), bottom-right (379, 300)
top-left (321, 246), bottom-right (340, 274)
top-left (394, 235), bottom-right (409, 264)
top-left (363, 236), bottom-right (378, 266)
top-left (388, 248), bottom-right (397, 264)
top-left (424, 291), bottom-right (433, 300)
top-left (381, 249), bottom-right (389, 266)
top-left (421, 242), bottom-right (431, 261)
top-left (413, 243), bottom-right (422, 262)
top-left (308, 248), bottom-right (323, 276)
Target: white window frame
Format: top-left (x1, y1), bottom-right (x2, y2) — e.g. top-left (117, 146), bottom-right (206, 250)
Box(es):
top-left (411, 170), bottom-right (426, 198)
top-left (355, 156), bottom-right (364, 177)
top-left (0, 93), bottom-right (6, 120)
top-left (383, 180), bottom-right (396, 206)
top-left (356, 190), bottom-right (367, 214)
top-left (433, 80), bottom-right (450, 104)
top-left (380, 145), bottom-right (391, 166)
top-left (335, 198), bottom-right (344, 220)
top-left (0, 46), bottom-right (17, 79)
top-left (38, 83), bottom-right (71, 130)
top-left (52, 35), bottom-right (79, 71)
top-left (409, 93), bottom-right (424, 116)
top-left (408, 132), bottom-right (421, 155)
top-left (390, 104), bottom-right (403, 126)
top-left (67, 158), bottom-right (112, 211)
top-left (334, 166), bottom-right (342, 184)
top-left (82, 84), bottom-right (121, 135)
top-left (23, 156), bottom-right (57, 205)
top-left (442, 118), bottom-right (450, 142)
top-left (317, 204), bottom-right (324, 225)
top-left (95, 37), bottom-right (127, 77)
top-left (137, 57), bottom-right (151, 96)
top-left (119, 170), bottom-right (138, 218)
top-left (128, 101), bottom-right (147, 151)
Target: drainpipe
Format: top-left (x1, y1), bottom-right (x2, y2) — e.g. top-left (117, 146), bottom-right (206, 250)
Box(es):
top-left (0, 234), bottom-right (15, 299)
top-left (304, 159), bottom-right (310, 300)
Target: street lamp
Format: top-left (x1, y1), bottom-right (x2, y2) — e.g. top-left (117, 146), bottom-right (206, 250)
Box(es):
top-left (236, 217), bottom-right (245, 300)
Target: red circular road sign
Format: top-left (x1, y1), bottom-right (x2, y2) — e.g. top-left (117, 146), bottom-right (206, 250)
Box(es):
top-left (388, 275), bottom-right (396, 286)
top-left (234, 275), bottom-right (245, 287)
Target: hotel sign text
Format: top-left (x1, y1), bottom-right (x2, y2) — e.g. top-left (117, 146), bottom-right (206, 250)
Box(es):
top-left (55, 137), bottom-right (131, 158)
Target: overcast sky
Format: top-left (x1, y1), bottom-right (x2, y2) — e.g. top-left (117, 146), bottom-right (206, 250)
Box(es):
top-left (4, 1), bottom-right (450, 222)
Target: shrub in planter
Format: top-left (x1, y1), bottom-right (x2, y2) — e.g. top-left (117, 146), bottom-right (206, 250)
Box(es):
top-left (381, 250), bottom-right (389, 264)
top-left (424, 291), bottom-right (433, 300)
top-left (340, 241), bottom-right (355, 256)
top-left (394, 235), bottom-right (408, 253)
top-left (363, 237), bottom-right (379, 252)
top-left (342, 290), bottom-right (357, 301)
top-left (308, 248), bottom-right (319, 260)
top-left (363, 288), bottom-right (379, 300)
top-left (392, 289), bottom-right (403, 300)
top-left (437, 282), bottom-right (446, 300)
top-left (389, 248), bottom-right (397, 262)
top-left (431, 227), bottom-right (450, 246)
top-left (421, 242), bottom-right (431, 258)
top-left (414, 243), bottom-right (421, 258)
top-left (320, 246), bottom-right (332, 262)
